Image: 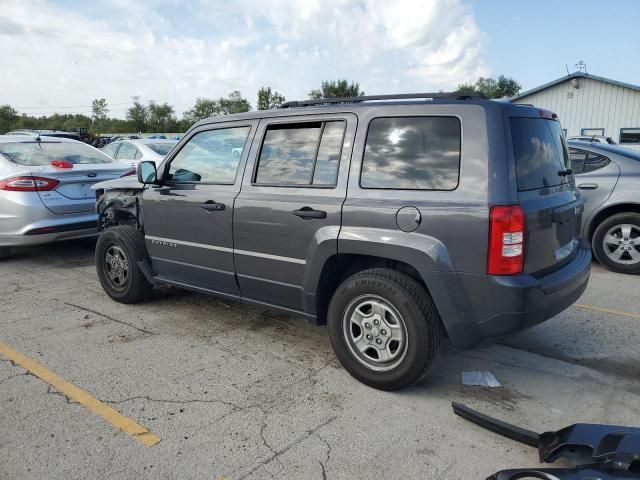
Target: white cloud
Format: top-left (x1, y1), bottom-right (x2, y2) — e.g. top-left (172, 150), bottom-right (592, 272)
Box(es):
top-left (0, 0), bottom-right (490, 117)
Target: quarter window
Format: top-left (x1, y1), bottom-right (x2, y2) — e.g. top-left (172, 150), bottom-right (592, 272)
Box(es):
top-left (167, 127), bottom-right (251, 183)
top-left (361, 116), bottom-right (461, 190)
top-left (255, 121), bottom-right (345, 186)
top-left (569, 148), bottom-right (610, 174)
top-left (620, 128), bottom-right (640, 144)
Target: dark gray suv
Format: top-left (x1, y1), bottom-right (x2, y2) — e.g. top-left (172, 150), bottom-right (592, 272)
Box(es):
top-left (93, 93), bottom-right (591, 390)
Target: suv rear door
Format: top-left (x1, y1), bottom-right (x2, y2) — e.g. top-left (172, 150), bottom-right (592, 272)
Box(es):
top-left (233, 113), bottom-right (356, 313)
top-left (510, 114), bottom-right (583, 274)
top-left (142, 121), bottom-right (257, 297)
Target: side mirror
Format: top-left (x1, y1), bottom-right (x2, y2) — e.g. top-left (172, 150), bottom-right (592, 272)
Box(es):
top-left (137, 161), bottom-right (158, 184)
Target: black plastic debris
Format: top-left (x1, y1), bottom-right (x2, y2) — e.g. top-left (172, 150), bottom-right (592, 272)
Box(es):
top-left (451, 402), bottom-right (640, 480)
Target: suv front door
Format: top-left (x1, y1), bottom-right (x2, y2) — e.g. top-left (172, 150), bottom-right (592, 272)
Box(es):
top-left (234, 114), bottom-right (356, 314)
top-left (143, 121), bottom-right (257, 298)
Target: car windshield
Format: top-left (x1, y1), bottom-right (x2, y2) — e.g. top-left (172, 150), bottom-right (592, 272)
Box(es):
top-left (0, 141), bottom-right (114, 166)
top-left (147, 143), bottom-right (176, 155)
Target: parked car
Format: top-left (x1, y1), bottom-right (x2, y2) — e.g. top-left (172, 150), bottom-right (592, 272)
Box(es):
top-left (92, 93), bottom-right (591, 390)
top-left (0, 135), bottom-right (134, 258)
top-left (101, 139), bottom-right (178, 167)
top-left (7, 129), bottom-right (82, 141)
top-left (567, 135), bottom-right (616, 145)
top-left (568, 140), bottom-right (640, 274)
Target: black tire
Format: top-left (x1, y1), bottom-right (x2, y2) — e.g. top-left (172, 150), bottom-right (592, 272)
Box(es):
top-left (327, 268), bottom-right (441, 391)
top-left (95, 226), bottom-right (152, 303)
top-left (592, 212), bottom-right (640, 275)
top-left (0, 247), bottom-right (12, 260)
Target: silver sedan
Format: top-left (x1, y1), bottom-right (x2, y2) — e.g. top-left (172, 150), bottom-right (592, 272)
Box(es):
top-left (568, 140), bottom-right (640, 274)
top-left (0, 135), bottom-right (133, 258)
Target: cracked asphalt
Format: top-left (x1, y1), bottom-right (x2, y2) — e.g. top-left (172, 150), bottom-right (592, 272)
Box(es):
top-left (1, 238), bottom-right (639, 479)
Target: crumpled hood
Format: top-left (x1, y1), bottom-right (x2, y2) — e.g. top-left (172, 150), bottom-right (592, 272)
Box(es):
top-left (92, 175), bottom-right (145, 191)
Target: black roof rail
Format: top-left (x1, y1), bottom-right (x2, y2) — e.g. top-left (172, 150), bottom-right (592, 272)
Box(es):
top-left (280, 91), bottom-right (487, 108)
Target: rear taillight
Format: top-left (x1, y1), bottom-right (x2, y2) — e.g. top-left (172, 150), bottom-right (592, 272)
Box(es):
top-left (121, 169), bottom-right (136, 177)
top-left (0, 176), bottom-right (60, 192)
top-left (487, 205), bottom-right (525, 275)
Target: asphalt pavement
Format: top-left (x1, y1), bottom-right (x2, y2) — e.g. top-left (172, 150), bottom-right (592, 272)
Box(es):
top-left (1, 239), bottom-right (638, 479)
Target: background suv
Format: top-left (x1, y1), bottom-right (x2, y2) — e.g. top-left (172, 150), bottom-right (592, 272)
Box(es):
top-left (92, 93), bottom-right (591, 390)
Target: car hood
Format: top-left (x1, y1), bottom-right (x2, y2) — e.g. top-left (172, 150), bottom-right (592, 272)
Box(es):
top-left (92, 175), bottom-right (144, 191)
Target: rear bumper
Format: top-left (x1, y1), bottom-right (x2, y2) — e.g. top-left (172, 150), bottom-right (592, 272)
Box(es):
top-left (0, 215), bottom-right (98, 247)
top-left (420, 246), bottom-right (592, 349)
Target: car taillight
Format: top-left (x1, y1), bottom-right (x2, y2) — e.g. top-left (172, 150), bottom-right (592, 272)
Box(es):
top-left (121, 169), bottom-right (136, 177)
top-left (51, 160), bottom-right (73, 169)
top-left (487, 205), bottom-right (525, 275)
top-left (0, 176), bottom-right (60, 192)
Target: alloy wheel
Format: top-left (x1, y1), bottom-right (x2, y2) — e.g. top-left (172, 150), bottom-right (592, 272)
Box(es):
top-left (602, 223), bottom-right (640, 266)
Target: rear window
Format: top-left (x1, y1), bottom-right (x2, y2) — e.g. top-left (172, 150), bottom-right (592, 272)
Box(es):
top-left (511, 117), bottom-right (569, 191)
top-left (361, 116), bottom-right (461, 190)
top-left (147, 143), bottom-right (176, 155)
top-left (0, 141), bottom-right (113, 166)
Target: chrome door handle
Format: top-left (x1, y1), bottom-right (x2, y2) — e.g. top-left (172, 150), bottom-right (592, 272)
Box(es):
top-left (577, 183), bottom-right (598, 190)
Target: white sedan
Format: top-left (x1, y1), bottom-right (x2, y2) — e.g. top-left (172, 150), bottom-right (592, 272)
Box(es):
top-left (101, 139), bottom-right (178, 167)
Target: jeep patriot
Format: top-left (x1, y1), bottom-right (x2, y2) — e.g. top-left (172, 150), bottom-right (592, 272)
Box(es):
top-left (93, 93), bottom-right (591, 390)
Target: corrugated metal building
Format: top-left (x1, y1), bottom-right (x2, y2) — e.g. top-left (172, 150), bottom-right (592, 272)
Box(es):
top-left (512, 72), bottom-right (640, 150)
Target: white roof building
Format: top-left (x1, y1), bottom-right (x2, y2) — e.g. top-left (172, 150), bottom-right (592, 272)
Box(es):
top-left (512, 72), bottom-right (640, 150)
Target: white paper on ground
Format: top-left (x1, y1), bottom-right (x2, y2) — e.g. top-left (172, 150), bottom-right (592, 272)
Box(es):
top-left (461, 371), bottom-right (502, 388)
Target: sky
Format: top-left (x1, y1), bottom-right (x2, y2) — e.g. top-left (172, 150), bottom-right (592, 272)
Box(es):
top-left (0, 0), bottom-right (638, 118)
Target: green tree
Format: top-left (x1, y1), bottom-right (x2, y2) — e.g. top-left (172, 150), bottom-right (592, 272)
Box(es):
top-left (126, 97), bottom-right (148, 132)
top-left (308, 79), bottom-right (364, 99)
top-left (0, 105), bottom-right (18, 134)
top-left (457, 75), bottom-right (522, 98)
top-left (257, 86), bottom-right (286, 110)
top-left (147, 101), bottom-right (177, 132)
top-left (91, 98), bottom-right (109, 121)
top-left (218, 90), bottom-right (251, 114)
top-left (182, 97), bottom-right (221, 124)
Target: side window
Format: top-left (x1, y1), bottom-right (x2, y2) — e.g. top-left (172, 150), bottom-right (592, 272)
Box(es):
top-left (583, 153), bottom-right (611, 174)
top-left (569, 148), bottom-right (610, 174)
top-left (116, 143), bottom-right (137, 160)
top-left (167, 126), bottom-right (251, 183)
top-left (102, 142), bottom-right (120, 158)
top-left (255, 121), bottom-right (346, 186)
top-left (361, 116), bottom-right (461, 190)
top-left (134, 149), bottom-right (142, 160)
top-left (569, 148), bottom-right (587, 174)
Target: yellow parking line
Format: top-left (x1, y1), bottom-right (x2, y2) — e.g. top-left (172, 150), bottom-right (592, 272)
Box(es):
top-left (574, 303), bottom-right (640, 320)
top-left (0, 341), bottom-right (160, 447)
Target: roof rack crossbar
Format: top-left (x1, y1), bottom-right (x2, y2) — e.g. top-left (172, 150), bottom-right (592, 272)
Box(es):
top-left (280, 91), bottom-right (486, 108)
